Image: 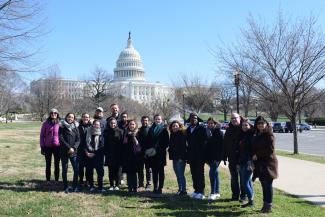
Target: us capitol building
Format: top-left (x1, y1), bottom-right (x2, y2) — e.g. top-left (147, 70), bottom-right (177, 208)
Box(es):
top-left (110, 33), bottom-right (170, 102)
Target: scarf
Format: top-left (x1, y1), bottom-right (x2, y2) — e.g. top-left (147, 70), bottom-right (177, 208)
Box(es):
top-left (86, 127), bottom-right (101, 151)
top-left (61, 120), bottom-right (76, 131)
top-left (153, 123), bottom-right (164, 137)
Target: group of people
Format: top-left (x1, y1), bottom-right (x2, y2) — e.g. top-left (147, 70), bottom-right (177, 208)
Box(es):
top-left (40, 103), bottom-right (278, 214)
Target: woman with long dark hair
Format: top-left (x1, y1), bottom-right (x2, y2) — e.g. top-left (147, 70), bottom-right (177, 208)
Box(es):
top-left (252, 116), bottom-right (278, 213)
top-left (40, 108), bottom-right (61, 183)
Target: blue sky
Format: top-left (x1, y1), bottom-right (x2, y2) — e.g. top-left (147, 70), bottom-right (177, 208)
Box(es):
top-left (27, 0), bottom-right (325, 85)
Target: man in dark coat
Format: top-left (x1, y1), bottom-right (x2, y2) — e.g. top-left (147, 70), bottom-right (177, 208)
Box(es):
top-left (137, 116), bottom-right (152, 189)
top-left (106, 103), bottom-right (120, 123)
top-left (186, 113), bottom-right (207, 200)
top-left (93, 107), bottom-right (106, 132)
top-left (223, 112), bottom-right (246, 201)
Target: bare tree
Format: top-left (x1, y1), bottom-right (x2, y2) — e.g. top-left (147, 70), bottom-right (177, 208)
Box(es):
top-left (146, 94), bottom-right (175, 121)
top-left (0, 0), bottom-right (46, 72)
top-left (215, 83), bottom-right (234, 121)
top-left (84, 67), bottom-right (113, 108)
top-left (218, 13), bottom-right (325, 154)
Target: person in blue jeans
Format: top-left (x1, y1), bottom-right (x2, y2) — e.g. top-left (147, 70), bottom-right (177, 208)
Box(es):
top-left (168, 120), bottom-right (187, 196)
top-left (205, 117), bottom-right (224, 201)
top-left (236, 119), bottom-right (255, 207)
top-left (59, 113), bottom-right (80, 193)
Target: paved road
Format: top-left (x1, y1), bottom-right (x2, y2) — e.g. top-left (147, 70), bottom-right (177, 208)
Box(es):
top-left (275, 129), bottom-right (325, 156)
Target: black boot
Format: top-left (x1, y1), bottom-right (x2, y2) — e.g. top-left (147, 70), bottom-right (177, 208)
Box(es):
top-left (241, 199), bottom-right (254, 208)
top-left (261, 203), bottom-right (272, 213)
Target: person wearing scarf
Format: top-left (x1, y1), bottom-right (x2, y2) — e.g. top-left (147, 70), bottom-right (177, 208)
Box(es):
top-left (146, 114), bottom-right (169, 194)
top-left (59, 113), bottom-right (80, 193)
top-left (121, 120), bottom-right (141, 193)
top-left (40, 108), bottom-right (61, 184)
top-left (85, 120), bottom-right (105, 193)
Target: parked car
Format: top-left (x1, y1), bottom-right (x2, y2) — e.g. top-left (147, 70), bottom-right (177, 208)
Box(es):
top-left (284, 121), bottom-right (293, 133)
top-left (221, 121), bottom-right (229, 130)
top-left (272, 122), bottom-right (285, 133)
top-left (0, 117), bottom-right (6, 123)
top-left (297, 123), bottom-right (311, 131)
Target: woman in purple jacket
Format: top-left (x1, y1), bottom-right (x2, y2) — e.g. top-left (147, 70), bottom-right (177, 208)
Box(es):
top-left (40, 108), bottom-right (61, 183)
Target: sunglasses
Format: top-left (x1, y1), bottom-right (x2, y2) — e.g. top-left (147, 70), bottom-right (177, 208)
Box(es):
top-left (50, 112), bottom-right (57, 115)
top-left (231, 117), bottom-right (239, 120)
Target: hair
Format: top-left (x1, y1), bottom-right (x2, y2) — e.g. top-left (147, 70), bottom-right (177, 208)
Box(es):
top-left (92, 119), bottom-right (100, 125)
top-left (79, 113), bottom-right (90, 125)
top-left (207, 117), bottom-right (218, 125)
top-left (253, 116), bottom-right (269, 131)
top-left (47, 111), bottom-right (60, 123)
top-left (65, 113), bottom-right (75, 121)
top-left (121, 111), bottom-right (128, 117)
top-left (81, 113), bottom-right (90, 118)
top-left (141, 115), bottom-right (149, 121)
top-left (169, 120), bottom-right (184, 132)
top-left (108, 117), bottom-right (117, 123)
top-left (127, 119), bottom-right (138, 131)
top-left (154, 114), bottom-right (162, 120)
top-left (110, 103), bottom-right (118, 108)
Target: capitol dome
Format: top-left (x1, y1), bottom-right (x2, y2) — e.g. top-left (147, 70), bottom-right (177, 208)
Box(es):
top-left (113, 32), bottom-right (145, 81)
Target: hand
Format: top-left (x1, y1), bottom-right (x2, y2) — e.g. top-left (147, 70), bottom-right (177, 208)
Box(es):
top-left (87, 152), bottom-right (95, 158)
top-left (68, 148), bottom-right (75, 154)
top-left (41, 148), bottom-right (45, 155)
top-left (223, 160), bottom-right (227, 166)
top-left (252, 155), bottom-right (257, 161)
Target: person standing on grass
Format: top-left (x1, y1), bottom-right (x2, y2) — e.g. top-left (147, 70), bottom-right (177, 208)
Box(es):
top-left (93, 107), bottom-right (106, 132)
top-left (223, 112), bottom-right (246, 202)
top-left (186, 113), bottom-right (207, 200)
top-left (77, 113), bottom-right (92, 189)
top-left (252, 116), bottom-right (278, 213)
top-left (122, 119), bottom-right (141, 194)
top-left (137, 116), bottom-right (152, 190)
top-left (236, 119), bottom-right (255, 208)
top-left (106, 103), bottom-right (120, 122)
top-left (104, 117), bottom-right (123, 191)
top-left (146, 114), bottom-right (169, 194)
top-left (59, 113), bottom-right (80, 193)
top-left (85, 120), bottom-right (105, 193)
top-left (40, 108), bottom-right (61, 184)
top-left (205, 117), bottom-right (224, 201)
top-left (168, 120), bottom-right (187, 196)
top-left (117, 111), bottom-right (129, 185)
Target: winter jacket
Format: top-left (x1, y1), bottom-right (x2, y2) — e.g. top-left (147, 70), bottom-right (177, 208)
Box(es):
top-left (168, 130), bottom-right (187, 161)
top-left (252, 128), bottom-right (278, 180)
top-left (85, 127), bottom-right (104, 154)
top-left (59, 121), bottom-right (80, 157)
top-left (138, 125), bottom-right (150, 155)
top-left (186, 124), bottom-right (207, 164)
top-left (236, 129), bottom-right (254, 165)
top-left (103, 127), bottom-right (123, 167)
top-left (205, 127), bottom-right (224, 163)
top-left (223, 119), bottom-right (243, 163)
top-left (122, 130), bottom-right (141, 173)
top-left (146, 123), bottom-right (169, 168)
top-left (78, 121), bottom-right (92, 156)
top-left (40, 120), bottom-right (60, 148)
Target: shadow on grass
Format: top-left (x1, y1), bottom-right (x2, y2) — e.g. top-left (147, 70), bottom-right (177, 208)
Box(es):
top-left (0, 179), bottom-right (254, 216)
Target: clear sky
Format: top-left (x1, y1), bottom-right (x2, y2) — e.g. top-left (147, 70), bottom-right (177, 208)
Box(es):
top-left (26, 0), bottom-right (325, 85)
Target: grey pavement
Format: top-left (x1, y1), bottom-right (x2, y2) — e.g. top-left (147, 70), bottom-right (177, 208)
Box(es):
top-left (273, 156), bottom-right (325, 207)
top-left (275, 129), bottom-right (325, 156)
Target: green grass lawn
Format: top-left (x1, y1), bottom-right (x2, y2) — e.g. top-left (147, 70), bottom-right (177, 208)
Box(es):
top-left (0, 122), bottom-right (324, 216)
top-left (276, 150), bottom-right (325, 164)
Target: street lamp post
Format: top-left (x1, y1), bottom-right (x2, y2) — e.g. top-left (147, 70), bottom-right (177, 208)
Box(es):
top-left (233, 69), bottom-right (240, 114)
top-left (230, 105), bottom-right (233, 114)
top-left (182, 93), bottom-right (186, 124)
top-left (255, 103), bottom-right (258, 117)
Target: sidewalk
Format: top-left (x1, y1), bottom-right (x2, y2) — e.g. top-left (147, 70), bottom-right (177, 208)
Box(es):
top-left (273, 156), bottom-right (325, 207)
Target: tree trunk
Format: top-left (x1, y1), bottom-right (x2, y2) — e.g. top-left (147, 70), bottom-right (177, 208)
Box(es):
top-left (223, 110), bottom-right (227, 122)
top-left (291, 116), bottom-right (299, 154)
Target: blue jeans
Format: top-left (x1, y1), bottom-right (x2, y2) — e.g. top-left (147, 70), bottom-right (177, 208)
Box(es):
top-left (260, 177), bottom-right (273, 204)
top-left (240, 164), bottom-right (254, 200)
top-left (61, 155), bottom-right (79, 189)
top-left (209, 161), bottom-right (220, 194)
top-left (172, 160), bottom-right (186, 192)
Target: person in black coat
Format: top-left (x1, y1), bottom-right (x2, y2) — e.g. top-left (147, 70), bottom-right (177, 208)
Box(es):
top-left (106, 103), bottom-right (120, 123)
top-left (205, 117), bottom-right (224, 201)
top-left (236, 119), bottom-right (255, 207)
top-left (85, 119), bottom-right (105, 193)
top-left (145, 114), bottom-right (169, 194)
top-left (186, 113), bottom-right (207, 200)
top-left (122, 119), bottom-right (141, 193)
top-left (137, 116), bottom-right (152, 189)
top-left (59, 113), bottom-right (80, 193)
top-left (77, 113), bottom-right (92, 188)
top-left (104, 117), bottom-right (123, 190)
top-left (168, 120), bottom-right (187, 195)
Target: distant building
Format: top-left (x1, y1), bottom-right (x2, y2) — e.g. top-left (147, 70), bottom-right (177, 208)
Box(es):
top-left (110, 33), bottom-right (171, 102)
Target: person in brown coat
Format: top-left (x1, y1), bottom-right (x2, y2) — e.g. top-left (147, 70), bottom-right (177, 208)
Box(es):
top-left (223, 113), bottom-right (246, 201)
top-left (252, 116), bottom-right (278, 213)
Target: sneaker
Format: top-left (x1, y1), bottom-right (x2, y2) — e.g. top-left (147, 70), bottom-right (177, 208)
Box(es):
top-left (239, 197), bottom-right (247, 203)
top-left (190, 192), bottom-right (198, 198)
top-left (194, 193), bottom-right (205, 200)
top-left (114, 186), bottom-right (119, 191)
top-left (208, 194), bottom-right (218, 201)
top-left (74, 187), bottom-right (81, 192)
top-left (100, 189), bottom-right (107, 193)
top-left (108, 186), bottom-right (114, 191)
top-left (89, 187), bottom-right (96, 193)
top-left (145, 184), bottom-right (151, 191)
top-left (120, 180), bottom-right (125, 185)
top-left (241, 200), bottom-right (254, 208)
top-left (64, 188), bottom-right (70, 194)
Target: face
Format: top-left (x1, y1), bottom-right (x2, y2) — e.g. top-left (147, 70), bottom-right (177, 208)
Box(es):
top-left (109, 120), bottom-right (117, 128)
top-left (66, 114), bottom-right (75, 124)
top-left (50, 112), bottom-right (58, 119)
top-left (82, 114), bottom-right (90, 124)
top-left (190, 116), bottom-right (198, 126)
top-left (154, 116), bottom-right (162, 125)
top-left (93, 121), bottom-right (101, 129)
top-left (111, 105), bottom-right (119, 114)
top-left (171, 122), bottom-right (180, 133)
top-left (128, 121), bottom-right (136, 131)
top-left (141, 118), bottom-right (149, 127)
top-left (257, 121), bottom-right (267, 131)
top-left (207, 120), bottom-right (215, 129)
top-left (121, 114), bottom-right (128, 122)
top-left (230, 114), bottom-right (240, 126)
top-left (95, 111), bottom-right (103, 118)
top-left (242, 121), bottom-right (251, 132)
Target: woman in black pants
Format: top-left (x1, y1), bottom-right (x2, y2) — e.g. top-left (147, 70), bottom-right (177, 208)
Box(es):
top-left (146, 114), bottom-right (169, 194)
top-left (104, 117), bottom-right (123, 191)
